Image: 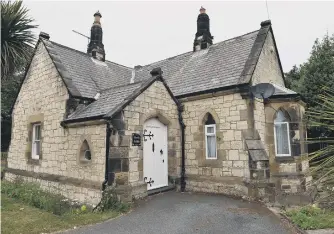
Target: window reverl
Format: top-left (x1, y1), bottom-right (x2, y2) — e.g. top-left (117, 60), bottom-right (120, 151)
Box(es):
top-left (32, 123), bottom-right (41, 159)
top-left (274, 110), bottom-right (291, 156)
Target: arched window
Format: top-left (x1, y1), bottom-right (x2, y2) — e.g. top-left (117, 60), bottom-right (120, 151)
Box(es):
top-left (205, 113), bottom-right (217, 159)
top-left (274, 110), bottom-right (291, 156)
top-left (80, 140), bottom-right (92, 161)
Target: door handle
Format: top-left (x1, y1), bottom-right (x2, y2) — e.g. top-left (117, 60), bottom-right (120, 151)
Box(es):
top-left (152, 143), bottom-right (155, 152)
top-left (160, 149), bottom-right (163, 154)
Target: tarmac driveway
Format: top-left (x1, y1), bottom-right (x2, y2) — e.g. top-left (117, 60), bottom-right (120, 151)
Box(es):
top-left (65, 191), bottom-right (295, 234)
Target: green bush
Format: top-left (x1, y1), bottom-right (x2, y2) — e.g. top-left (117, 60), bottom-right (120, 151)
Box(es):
top-left (1, 180), bottom-right (72, 215)
top-left (94, 186), bottom-right (130, 213)
top-left (286, 205), bottom-right (334, 230)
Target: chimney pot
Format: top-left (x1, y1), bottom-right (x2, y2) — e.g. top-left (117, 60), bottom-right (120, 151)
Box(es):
top-left (39, 32), bottom-right (50, 40)
top-left (260, 20), bottom-right (271, 27)
top-left (150, 67), bottom-right (163, 77)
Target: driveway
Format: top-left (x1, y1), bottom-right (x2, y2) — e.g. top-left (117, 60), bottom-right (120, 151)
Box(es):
top-left (65, 191), bottom-right (296, 234)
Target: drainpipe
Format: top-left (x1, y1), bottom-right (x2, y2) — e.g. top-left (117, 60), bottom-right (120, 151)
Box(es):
top-left (102, 122), bottom-right (112, 191)
top-left (177, 104), bottom-right (186, 192)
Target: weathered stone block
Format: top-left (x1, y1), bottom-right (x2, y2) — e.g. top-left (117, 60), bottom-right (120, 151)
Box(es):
top-left (228, 150), bottom-right (239, 161)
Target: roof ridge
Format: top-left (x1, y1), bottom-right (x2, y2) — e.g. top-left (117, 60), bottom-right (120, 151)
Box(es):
top-left (48, 40), bottom-right (132, 70)
top-left (100, 81), bottom-right (142, 92)
top-left (139, 29), bottom-right (260, 68)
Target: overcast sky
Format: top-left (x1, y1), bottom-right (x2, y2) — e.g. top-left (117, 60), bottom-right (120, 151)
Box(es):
top-left (25, 0), bottom-right (334, 72)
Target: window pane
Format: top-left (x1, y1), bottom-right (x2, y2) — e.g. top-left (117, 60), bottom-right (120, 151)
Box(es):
top-left (35, 141), bottom-right (40, 156)
top-left (207, 135), bottom-right (216, 158)
top-left (34, 125), bottom-right (41, 140)
top-left (207, 126), bottom-right (214, 134)
top-left (275, 123), bottom-right (290, 155)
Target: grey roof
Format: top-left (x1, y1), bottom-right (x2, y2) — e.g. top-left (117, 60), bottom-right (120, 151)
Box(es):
top-left (43, 40), bottom-right (132, 99)
top-left (272, 84), bottom-right (297, 96)
top-left (67, 82), bottom-right (143, 120)
top-left (133, 30), bottom-right (259, 96)
top-left (40, 20), bottom-right (286, 121)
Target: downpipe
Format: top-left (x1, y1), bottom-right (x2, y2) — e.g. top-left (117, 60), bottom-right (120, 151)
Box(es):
top-left (177, 104), bottom-right (186, 192)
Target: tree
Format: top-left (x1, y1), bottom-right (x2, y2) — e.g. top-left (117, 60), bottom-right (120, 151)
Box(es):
top-left (285, 34), bottom-right (334, 110)
top-left (300, 35), bottom-right (334, 115)
top-left (284, 65), bottom-right (303, 93)
top-left (1, 0), bottom-right (37, 79)
top-left (1, 1), bottom-right (37, 152)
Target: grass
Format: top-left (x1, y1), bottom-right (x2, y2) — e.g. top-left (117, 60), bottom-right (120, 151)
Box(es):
top-left (1, 181), bottom-right (131, 233)
top-left (286, 205), bottom-right (334, 230)
top-left (1, 195), bottom-right (121, 234)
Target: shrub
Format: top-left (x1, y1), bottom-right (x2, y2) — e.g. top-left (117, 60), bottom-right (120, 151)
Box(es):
top-left (1, 180), bottom-right (72, 215)
top-left (93, 186), bottom-right (130, 213)
top-left (286, 205), bottom-right (334, 230)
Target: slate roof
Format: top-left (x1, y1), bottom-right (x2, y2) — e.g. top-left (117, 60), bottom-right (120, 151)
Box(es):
top-left (38, 20), bottom-right (288, 122)
top-left (272, 83), bottom-right (297, 96)
top-left (67, 82), bottom-right (143, 120)
top-left (42, 40), bottom-right (132, 99)
top-left (133, 30), bottom-right (259, 96)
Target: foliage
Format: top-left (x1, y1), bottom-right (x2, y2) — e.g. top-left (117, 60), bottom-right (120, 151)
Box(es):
top-left (306, 88), bottom-right (334, 208)
top-left (286, 205), bottom-right (334, 230)
top-left (2, 195), bottom-right (119, 234)
top-left (1, 180), bottom-right (74, 215)
top-left (285, 34), bottom-right (334, 110)
top-left (94, 186), bottom-right (130, 213)
top-left (1, 0), bottom-right (37, 78)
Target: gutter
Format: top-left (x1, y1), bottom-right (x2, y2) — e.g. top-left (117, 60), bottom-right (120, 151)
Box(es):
top-left (102, 122), bottom-right (112, 190)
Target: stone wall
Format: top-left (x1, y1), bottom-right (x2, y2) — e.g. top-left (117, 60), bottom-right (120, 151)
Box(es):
top-left (5, 172), bottom-right (102, 205)
top-left (109, 80), bottom-right (180, 200)
top-left (7, 42), bottom-right (106, 205)
top-left (264, 100), bottom-right (310, 195)
top-left (253, 99), bottom-right (266, 152)
top-left (252, 31), bottom-right (284, 86)
top-left (181, 93), bottom-right (250, 196)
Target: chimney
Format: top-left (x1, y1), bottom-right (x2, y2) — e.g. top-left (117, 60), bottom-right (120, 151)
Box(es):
top-left (193, 6), bottom-right (213, 51)
top-left (87, 11), bottom-right (105, 61)
top-left (39, 32), bottom-right (50, 40)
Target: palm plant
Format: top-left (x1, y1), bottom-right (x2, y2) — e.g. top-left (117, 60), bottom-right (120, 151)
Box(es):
top-left (306, 87), bottom-right (334, 208)
top-left (1, 1), bottom-right (37, 79)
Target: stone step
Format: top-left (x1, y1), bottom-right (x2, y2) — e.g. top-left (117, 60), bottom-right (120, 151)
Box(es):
top-left (148, 184), bottom-right (176, 196)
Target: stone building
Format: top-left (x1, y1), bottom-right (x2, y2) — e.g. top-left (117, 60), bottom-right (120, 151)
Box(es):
top-left (6, 8), bottom-right (311, 205)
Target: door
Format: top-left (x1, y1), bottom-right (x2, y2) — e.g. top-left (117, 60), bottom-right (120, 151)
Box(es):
top-left (143, 118), bottom-right (168, 190)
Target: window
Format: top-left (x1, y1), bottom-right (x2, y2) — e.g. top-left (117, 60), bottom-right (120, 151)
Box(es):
top-left (32, 123), bottom-right (41, 159)
top-left (205, 113), bottom-right (217, 159)
top-left (79, 140), bottom-right (92, 162)
top-left (274, 110), bottom-right (291, 156)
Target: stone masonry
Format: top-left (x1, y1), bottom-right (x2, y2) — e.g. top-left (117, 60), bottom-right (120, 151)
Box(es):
top-left (109, 80), bottom-right (181, 200)
top-left (6, 43), bottom-right (106, 205)
top-left (181, 93), bottom-right (250, 196)
top-left (252, 31), bottom-right (284, 86)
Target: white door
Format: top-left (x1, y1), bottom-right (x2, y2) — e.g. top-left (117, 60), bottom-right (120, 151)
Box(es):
top-left (143, 118), bottom-right (168, 190)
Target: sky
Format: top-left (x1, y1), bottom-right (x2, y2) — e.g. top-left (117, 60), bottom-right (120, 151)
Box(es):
top-left (24, 0), bottom-right (334, 72)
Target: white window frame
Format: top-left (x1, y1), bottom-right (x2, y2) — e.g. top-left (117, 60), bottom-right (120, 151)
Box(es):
top-left (205, 124), bottom-right (217, 159)
top-left (273, 121), bottom-right (291, 157)
top-left (31, 123), bottom-right (41, 160)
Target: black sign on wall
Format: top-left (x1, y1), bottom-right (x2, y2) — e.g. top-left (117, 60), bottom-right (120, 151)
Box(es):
top-left (132, 133), bottom-right (141, 146)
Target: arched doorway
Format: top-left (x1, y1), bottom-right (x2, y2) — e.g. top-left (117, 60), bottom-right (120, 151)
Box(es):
top-left (143, 118), bottom-right (168, 190)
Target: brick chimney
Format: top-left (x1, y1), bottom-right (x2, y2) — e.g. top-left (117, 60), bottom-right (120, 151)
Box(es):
top-left (193, 6), bottom-right (214, 51)
top-left (87, 11), bottom-right (105, 61)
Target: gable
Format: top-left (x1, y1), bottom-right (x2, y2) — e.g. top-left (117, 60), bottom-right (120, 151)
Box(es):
top-left (63, 71), bottom-right (180, 124)
top-left (12, 42), bottom-right (69, 124)
top-left (251, 30), bottom-right (285, 86)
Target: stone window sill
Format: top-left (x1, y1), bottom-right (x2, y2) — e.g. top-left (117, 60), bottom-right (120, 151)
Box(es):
top-left (27, 158), bottom-right (40, 165)
top-left (79, 159), bottom-right (92, 166)
top-left (275, 156), bottom-right (295, 162)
